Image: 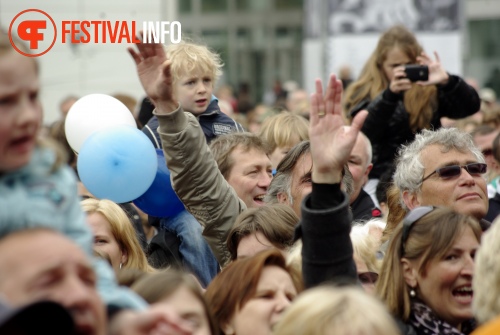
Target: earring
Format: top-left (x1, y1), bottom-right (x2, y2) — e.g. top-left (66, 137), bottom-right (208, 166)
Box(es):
top-left (119, 262), bottom-right (123, 270)
top-left (410, 288), bottom-right (416, 298)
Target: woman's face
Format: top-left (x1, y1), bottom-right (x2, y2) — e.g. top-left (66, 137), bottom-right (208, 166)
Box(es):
top-left (408, 226), bottom-right (478, 328)
top-left (354, 255), bottom-right (377, 295)
top-left (87, 212), bottom-right (126, 272)
top-left (225, 266), bottom-right (297, 335)
top-left (158, 285), bottom-right (211, 335)
top-left (381, 47), bottom-right (411, 82)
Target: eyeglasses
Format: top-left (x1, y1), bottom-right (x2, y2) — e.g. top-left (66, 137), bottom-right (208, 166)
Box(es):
top-left (400, 206), bottom-right (435, 256)
top-left (421, 163), bottom-right (487, 182)
top-left (358, 271), bottom-right (379, 285)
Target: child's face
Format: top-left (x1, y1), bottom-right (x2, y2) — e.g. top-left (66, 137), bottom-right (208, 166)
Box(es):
top-left (174, 71), bottom-right (214, 116)
top-left (0, 51), bottom-right (42, 172)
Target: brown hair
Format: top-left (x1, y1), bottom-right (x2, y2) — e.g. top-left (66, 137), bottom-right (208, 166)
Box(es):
top-left (205, 249), bottom-right (303, 334)
top-left (130, 269), bottom-right (217, 335)
top-left (343, 25), bottom-right (437, 131)
top-left (227, 204), bottom-right (298, 260)
top-left (0, 28), bottom-right (38, 69)
top-left (380, 184), bottom-right (407, 244)
top-left (209, 133), bottom-right (270, 179)
top-left (376, 207), bottom-right (481, 321)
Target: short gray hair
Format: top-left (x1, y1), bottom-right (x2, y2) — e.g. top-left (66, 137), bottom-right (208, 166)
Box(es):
top-left (359, 131), bottom-right (373, 167)
top-left (265, 141), bottom-right (353, 204)
top-left (394, 128), bottom-right (484, 210)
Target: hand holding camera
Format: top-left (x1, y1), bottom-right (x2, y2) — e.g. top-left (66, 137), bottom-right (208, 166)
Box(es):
top-left (416, 51), bottom-right (449, 86)
top-left (389, 51), bottom-right (449, 94)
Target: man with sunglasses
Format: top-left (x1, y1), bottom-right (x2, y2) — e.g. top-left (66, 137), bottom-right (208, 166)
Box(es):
top-left (394, 127), bottom-right (490, 230)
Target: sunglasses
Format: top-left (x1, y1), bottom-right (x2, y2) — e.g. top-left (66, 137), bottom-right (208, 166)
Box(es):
top-left (400, 206), bottom-right (435, 256)
top-left (358, 271), bottom-right (379, 285)
top-left (421, 163), bottom-right (487, 182)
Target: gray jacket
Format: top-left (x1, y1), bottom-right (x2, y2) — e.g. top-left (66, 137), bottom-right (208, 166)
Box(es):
top-left (156, 106), bottom-right (246, 266)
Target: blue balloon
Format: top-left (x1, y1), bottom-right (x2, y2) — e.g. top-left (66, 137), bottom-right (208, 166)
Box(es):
top-left (133, 149), bottom-right (185, 218)
top-left (77, 126), bottom-right (157, 203)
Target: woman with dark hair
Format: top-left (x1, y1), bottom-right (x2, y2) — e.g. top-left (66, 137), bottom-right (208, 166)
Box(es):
top-left (377, 206), bottom-right (482, 335)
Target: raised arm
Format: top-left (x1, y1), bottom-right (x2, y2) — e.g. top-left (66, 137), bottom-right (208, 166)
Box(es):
top-left (128, 35), bottom-right (244, 266)
top-left (300, 74), bottom-right (368, 288)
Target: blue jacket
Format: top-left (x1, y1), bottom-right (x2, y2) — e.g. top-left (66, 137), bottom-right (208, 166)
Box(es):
top-left (142, 99), bottom-right (245, 148)
top-left (0, 147), bottom-right (146, 310)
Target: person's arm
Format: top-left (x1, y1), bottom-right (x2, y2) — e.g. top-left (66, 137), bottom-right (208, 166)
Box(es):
top-left (128, 34), bottom-right (244, 267)
top-left (415, 51), bottom-right (480, 119)
top-left (299, 183), bottom-right (355, 288)
top-left (436, 75), bottom-right (481, 119)
top-left (299, 74), bottom-right (368, 288)
top-left (155, 108), bottom-right (245, 266)
top-left (355, 90), bottom-right (401, 142)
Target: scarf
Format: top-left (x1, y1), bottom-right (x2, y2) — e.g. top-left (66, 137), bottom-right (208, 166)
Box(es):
top-left (409, 301), bottom-right (476, 335)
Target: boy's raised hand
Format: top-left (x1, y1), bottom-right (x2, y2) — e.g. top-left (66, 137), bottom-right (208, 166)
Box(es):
top-left (128, 31), bottom-right (178, 112)
top-left (309, 74), bottom-right (368, 184)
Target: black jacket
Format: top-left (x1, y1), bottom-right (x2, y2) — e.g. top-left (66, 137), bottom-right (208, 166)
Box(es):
top-left (142, 99), bottom-right (245, 147)
top-left (351, 188), bottom-right (381, 222)
top-left (351, 75), bottom-right (480, 179)
top-left (295, 183), bottom-right (357, 289)
top-left (486, 192), bottom-right (500, 222)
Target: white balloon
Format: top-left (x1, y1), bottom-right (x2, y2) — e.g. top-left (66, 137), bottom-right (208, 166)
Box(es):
top-left (65, 94), bottom-right (137, 153)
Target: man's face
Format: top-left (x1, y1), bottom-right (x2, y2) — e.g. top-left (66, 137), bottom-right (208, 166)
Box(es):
top-left (174, 70), bottom-right (214, 116)
top-left (405, 144), bottom-right (488, 220)
top-left (283, 153), bottom-right (314, 217)
top-left (473, 131), bottom-right (500, 180)
top-left (347, 134), bottom-right (372, 204)
top-left (0, 230), bottom-right (107, 335)
top-left (226, 146), bottom-right (273, 208)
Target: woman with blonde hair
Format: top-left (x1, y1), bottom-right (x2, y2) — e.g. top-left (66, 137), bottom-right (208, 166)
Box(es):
top-left (274, 286), bottom-right (400, 335)
top-left (343, 25), bottom-right (479, 192)
top-left (350, 223), bottom-right (382, 294)
top-left (377, 206), bottom-right (482, 335)
top-left (81, 198), bottom-right (155, 273)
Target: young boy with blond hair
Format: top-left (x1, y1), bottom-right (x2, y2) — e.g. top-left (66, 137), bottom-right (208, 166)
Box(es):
top-left (142, 40), bottom-right (243, 146)
top-left (138, 40), bottom-right (243, 286)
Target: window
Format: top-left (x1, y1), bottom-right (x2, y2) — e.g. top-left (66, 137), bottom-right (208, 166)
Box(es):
top-left (469, 19), bottom-right (500, 58)
top-left (275, 0), bottom-right (303, 10)
top-left (201, 0), bottom-right (227, 12)
top-left (235, 0), bottom-right (270, 11)
top-left (179, 0), bottom-right (192, 13)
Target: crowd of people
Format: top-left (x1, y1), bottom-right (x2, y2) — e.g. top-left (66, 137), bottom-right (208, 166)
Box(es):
top-left (1, 21), bottom-right (500, 335)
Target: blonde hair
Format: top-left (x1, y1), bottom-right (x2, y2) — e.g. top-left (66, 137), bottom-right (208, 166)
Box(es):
top-left (257, 113), bottom-right (309, 152)
top-left (377, 207), bottom-right (481, 321)
top-left (286, 239), bottom-right (303, 290)
top-left (274, 285), bottom-right (400, 335)
top-left (81, 198), bottom-right (155, 273)
top-left (350, 224), bottom-right (381, 273)
top-left (166, 40), bottom-right (223, 85)
top-left (343, 25), bottom-right (437, 131)
top-left (474, 216), bottom-right (500, 324)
